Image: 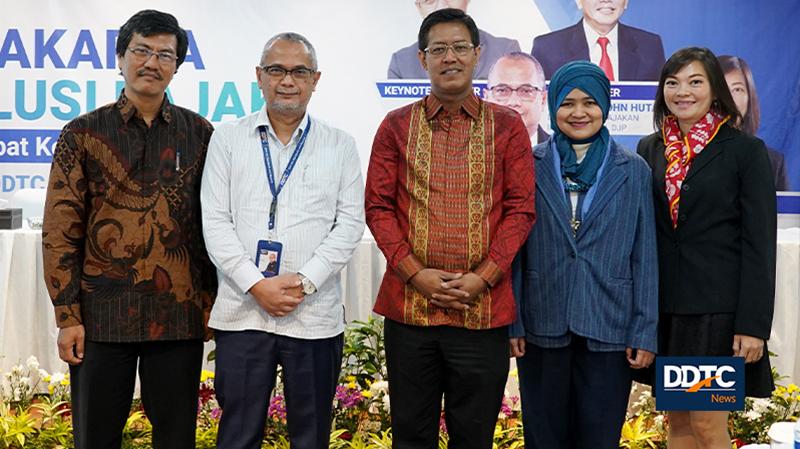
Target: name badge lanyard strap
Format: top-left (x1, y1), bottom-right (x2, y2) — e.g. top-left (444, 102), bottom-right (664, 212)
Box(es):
top-left (259, 117), bottom-right (311, 236)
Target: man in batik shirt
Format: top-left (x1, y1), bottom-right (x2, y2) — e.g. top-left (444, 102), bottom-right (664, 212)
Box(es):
top-left (365, 8), bottom-right (536, 449)
top-left (41, 10), bottom-right (216, 449)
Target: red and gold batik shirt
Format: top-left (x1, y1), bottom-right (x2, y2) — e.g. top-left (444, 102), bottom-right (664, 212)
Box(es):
top-left (365, 94), bottom-right (536, 329)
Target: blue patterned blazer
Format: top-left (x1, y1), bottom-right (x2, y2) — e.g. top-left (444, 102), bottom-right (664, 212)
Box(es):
top-left (510, 138), bottom-right (658, 352)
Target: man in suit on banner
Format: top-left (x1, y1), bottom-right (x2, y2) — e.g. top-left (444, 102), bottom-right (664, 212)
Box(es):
top-left (532, 0), bottom-right (665, 81)
top-left (388, 0), bottom-right (520, 79)
top-left (485, 52), bottom-right (550, 146)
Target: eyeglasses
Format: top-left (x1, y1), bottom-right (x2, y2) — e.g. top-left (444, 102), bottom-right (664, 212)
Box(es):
top-left (488, 84), bottom-right (544, 100)
top-left (424, 41), bottom-right (476, 57)
top-left (259, 65), bottom-right (316, 81)
top-left (127, 47), bottom-right (177, 64)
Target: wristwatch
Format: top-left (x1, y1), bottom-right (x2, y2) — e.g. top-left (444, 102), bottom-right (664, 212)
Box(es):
top-left (297, 273), bottom-right (317, 295)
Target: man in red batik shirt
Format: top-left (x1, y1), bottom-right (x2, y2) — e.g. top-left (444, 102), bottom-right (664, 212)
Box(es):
top-left (365, 8), bottom-right (535, 449)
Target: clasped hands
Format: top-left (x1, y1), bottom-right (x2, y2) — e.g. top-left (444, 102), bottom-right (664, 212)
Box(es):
top-left (409, 268), bottom-right (488, 310)
top-left (248, 273), bottom-right (305, 317)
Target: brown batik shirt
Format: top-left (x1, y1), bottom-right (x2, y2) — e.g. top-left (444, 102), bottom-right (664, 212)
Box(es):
top-left (42, 91), bottom-right (217, 342)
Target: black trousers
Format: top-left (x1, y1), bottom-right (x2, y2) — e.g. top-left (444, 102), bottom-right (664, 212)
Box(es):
top-left (384, 320), bottom-right (509, 449)
top-left (516, 336), bottom-right (632, 449)
top-left (214, 329), bottom-right (344, 449)
top-left (69, 339), bottom-right (204, 449)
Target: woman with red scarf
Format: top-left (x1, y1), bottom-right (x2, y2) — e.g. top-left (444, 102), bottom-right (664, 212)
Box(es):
top-left (637, 47), bottom-right (776, 448)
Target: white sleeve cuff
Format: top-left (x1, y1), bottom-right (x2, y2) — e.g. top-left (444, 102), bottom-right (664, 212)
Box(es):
top-left (298, 256), bottom-right (331, 292)
top-left (231, 261), bottom-right (264, 294)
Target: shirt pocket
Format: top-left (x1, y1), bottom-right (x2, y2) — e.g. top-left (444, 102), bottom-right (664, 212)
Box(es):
top-left (596, 277), bottom-right (634, 333)
top-left (296, 163), bottom-right (339, 216)
top-left (523, 269), bottom-right (563, 334)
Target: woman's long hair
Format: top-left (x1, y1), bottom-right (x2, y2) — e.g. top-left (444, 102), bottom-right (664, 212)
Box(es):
top-left (718, 55), bottom-right (760, 135)
top-left (653, 47), bottom-right (741, 131)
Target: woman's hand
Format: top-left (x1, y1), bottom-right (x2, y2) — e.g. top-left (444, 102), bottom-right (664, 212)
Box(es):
top-left (626, 348), bottom-right (655, 369)
top-left (733, 334), bottom-right (764, 363)
top-left (509, 338), bottom-right (526, 358)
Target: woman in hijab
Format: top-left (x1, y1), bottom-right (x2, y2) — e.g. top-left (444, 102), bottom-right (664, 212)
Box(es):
top-left (509, 60), bottom-right (658, 449)
top-left (637, 47), bottom-right (775, 448)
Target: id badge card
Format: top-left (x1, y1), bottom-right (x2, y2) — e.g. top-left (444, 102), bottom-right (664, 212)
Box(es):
top-left (255, 240), bottom-right (283, 278)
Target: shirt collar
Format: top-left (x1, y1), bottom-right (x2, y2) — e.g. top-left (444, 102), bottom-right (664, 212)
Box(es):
top-left (116, 90), bottom-right (173, 124)
top-left (254, 107), bottom-right (311, 142)
top-left (425, 93), bottom-right (481, 121)
top-left (582, 19), bottom-right (619, 47)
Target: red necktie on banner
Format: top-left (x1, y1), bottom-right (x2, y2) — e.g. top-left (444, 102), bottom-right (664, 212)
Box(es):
top-left (597, 36), bottom-right (615, 81)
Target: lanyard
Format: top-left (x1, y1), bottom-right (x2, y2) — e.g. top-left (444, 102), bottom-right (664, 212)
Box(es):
top-left (258, 117), bottom-right (311, 232)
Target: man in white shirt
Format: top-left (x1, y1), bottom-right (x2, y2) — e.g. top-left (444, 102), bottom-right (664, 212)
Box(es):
top-left (485, 52), bottom-right (550, 146)
top-left (200, 32), bottom-right (365, 449)
top-left (531, 0), bottom-right (665, 81)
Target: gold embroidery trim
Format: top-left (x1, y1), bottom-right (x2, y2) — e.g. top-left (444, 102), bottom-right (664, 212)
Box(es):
top-left (405, 102), bottom-right (432, 325)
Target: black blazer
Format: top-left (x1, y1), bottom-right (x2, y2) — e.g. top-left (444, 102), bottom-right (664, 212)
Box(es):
top-left (637, 125), bottom-right (776, 339)
top-left (532, 20), bottom-right (665, 81)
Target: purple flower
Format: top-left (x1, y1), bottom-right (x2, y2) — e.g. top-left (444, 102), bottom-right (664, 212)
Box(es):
top-left (210, 407), bottom-right (222, 420)
top-left (500, 402), bottom-right (513, 418)
top-left (268, 394), bottom-right (287, 420)
top-left (335, 385), bottom-right (363, 409)
top-left (499, 395), bottom-right (518, 418)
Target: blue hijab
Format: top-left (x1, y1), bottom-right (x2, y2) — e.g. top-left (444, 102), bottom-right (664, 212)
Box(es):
top-left (547, 61), bottom-right (611, 191)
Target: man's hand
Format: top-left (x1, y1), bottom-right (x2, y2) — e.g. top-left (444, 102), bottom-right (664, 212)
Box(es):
top-left (410, 269), bottom-right (470, 310)
top-left (248, 274), bottom-right (305, 317)
top-left (626, 347), bottom-right (655, 369)
top-left (431, 272), bottom-right (489, 309)
top-left (509, 337), bottom-right (526, 358)
top-left (733, 334), bottom-right (765, 363)
top-left (203, 308), bottom-right (214, 342)
top-left (58, 325), bottom-right (85, 365)
top-left (439, 272), bottom-right (489, 303)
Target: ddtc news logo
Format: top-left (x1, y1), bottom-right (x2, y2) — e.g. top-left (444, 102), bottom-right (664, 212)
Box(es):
top-left (655, 357), bottom-right (745, 411)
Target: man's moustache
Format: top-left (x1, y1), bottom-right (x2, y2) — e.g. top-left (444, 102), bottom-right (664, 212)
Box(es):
top-left (137, 70), bottom-right (163, 80)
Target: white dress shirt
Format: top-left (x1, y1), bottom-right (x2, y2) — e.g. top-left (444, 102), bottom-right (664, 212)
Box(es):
top-left (201, 108), bottom-right (365, 339)
top-left (583, 20), bottom-right (620, 80)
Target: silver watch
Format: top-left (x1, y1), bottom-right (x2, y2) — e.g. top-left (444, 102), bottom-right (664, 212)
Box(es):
top-left (298, 274), bottom-right (317, 295)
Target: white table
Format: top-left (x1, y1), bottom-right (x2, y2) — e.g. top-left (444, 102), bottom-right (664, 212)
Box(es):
top-left (0, 229), bottom-right (62, 375)
top-left (770, 228), bottom-right (800, 383)
top-left (340, 236), bottom-right (385, 325)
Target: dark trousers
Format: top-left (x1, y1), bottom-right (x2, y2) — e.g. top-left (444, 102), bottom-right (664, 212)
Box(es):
top-left (214, 330), bottom-right (344, 449)
top-left (516, 336), bottom-right (632, 449)
top-left (384, 320), bottom-right (509, 449)
top-left (69, 339), bottom-right (204, 449)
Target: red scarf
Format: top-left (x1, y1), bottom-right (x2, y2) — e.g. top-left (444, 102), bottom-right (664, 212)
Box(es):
top-left (662, 112), bottom-right (729, 228)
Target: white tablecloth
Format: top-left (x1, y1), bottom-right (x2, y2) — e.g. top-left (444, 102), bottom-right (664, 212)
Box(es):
top-left (0, 229), bottom-right (62, 375)
top-left (340, 236), bottom-right (385, 325)
top-left (2, 229), bottom-right (799, 384)
top-left (771, 228), bottom-right (800, 383)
